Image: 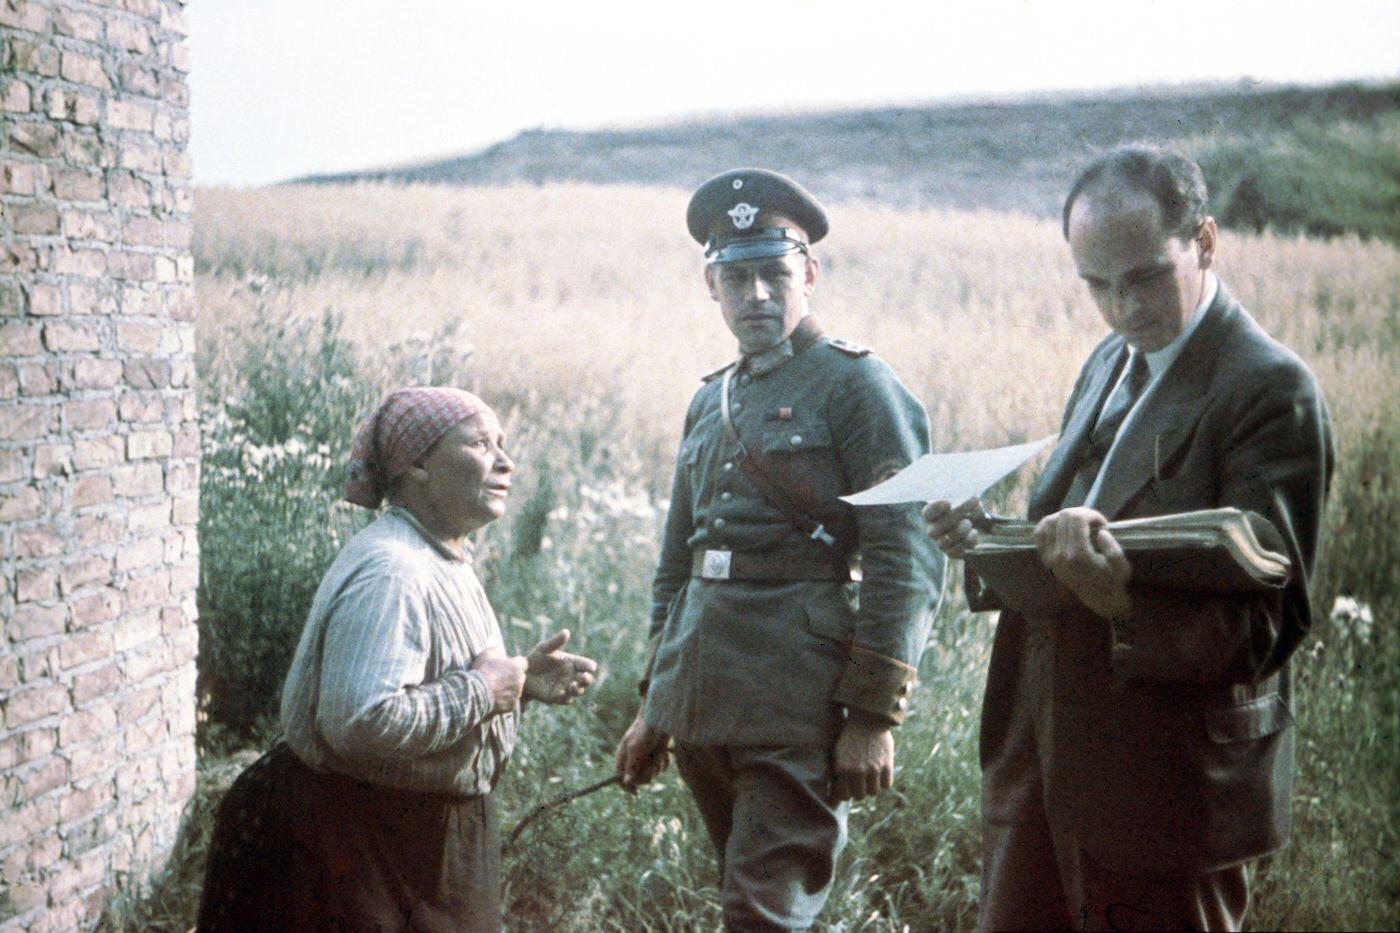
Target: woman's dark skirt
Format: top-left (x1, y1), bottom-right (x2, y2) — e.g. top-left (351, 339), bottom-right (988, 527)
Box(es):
top-left (197, 742), bottom-right (501, 932)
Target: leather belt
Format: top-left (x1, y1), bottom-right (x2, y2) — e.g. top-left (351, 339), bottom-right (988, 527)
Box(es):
top-left (691, 549), bottom-right (849, 582)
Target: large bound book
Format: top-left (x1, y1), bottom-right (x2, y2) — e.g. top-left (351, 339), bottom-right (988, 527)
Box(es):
top-left (964, 508), bottom-right (1291, 614)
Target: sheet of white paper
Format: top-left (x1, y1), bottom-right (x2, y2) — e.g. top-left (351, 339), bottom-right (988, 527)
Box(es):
top-left (841, 435), bottom-right (1058, 506)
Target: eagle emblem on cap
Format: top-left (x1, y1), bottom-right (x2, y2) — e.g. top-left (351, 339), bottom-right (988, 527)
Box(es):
top-left (727, 202), bottom-right (759, 230)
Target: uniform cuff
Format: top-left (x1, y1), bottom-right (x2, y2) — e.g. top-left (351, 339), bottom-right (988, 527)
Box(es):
top-left (833, 645), bottom-right (917, 726)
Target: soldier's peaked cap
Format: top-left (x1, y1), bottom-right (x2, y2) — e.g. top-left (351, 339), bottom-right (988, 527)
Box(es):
top-left (686, 168), bottom-right (829, 264)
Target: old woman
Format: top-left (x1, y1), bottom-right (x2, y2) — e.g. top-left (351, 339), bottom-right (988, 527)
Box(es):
top-left (198, 387), bottom-right (596, 932)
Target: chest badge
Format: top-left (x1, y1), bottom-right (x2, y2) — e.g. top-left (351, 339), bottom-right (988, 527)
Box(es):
top-left (727, 202), bottom-right (759, 230)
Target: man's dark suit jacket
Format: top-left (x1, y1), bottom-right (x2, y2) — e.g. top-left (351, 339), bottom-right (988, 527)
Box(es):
top-left (971, 282), bottom-right (1334, 876)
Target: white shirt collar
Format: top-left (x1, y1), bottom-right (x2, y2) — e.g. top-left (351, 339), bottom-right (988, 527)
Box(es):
top-left (1141, 272), bottom-right (1216, 379)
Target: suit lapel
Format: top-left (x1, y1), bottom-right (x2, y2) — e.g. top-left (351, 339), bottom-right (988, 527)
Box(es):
top-left (1091, 285), bottom-right (1237, 519)
top-left (1028, 340), bottom-right (1126, 520)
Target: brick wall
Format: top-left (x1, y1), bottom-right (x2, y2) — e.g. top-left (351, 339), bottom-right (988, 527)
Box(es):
top-left (0, 1), bottom-right (196, 928)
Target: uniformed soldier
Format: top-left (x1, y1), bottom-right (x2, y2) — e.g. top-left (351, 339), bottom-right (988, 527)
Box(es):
top-left (613, 168), bottom-right (944, 931)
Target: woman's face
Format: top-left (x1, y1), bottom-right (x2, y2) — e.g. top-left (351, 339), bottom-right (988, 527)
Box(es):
top-left (413, 410), bottom-right (514, 535)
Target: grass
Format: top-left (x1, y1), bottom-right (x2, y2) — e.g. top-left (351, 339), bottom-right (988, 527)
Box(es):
top-left (105, 181), bottom-right (1400, 930)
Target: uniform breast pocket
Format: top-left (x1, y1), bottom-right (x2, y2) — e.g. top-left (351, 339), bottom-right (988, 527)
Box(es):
top-left (760, 419), bottom-right (834, 457)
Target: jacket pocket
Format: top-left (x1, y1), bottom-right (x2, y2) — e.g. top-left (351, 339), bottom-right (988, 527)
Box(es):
top-left (802, 582), bottom-right (856, 647)
top-left (760, 419), bottom-right (834, 455)
top-left (1205, 693), bottom-right (1293, 743)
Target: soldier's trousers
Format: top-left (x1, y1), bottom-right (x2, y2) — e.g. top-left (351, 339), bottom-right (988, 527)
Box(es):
top-left (674, 743), bottom-right (848, 933)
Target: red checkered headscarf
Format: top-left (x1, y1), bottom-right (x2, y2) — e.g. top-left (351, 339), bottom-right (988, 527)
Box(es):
top-left (344, 387), bottom-right (490, 509)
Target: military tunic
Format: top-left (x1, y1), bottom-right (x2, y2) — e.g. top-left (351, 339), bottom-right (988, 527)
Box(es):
top-left (642, 315), bottom-right (944, 746)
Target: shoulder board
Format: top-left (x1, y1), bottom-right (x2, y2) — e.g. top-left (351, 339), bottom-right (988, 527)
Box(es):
top-left (700, 360), bottom-right (738, 383)
top-left (827, 338), bottom-right (872, 358)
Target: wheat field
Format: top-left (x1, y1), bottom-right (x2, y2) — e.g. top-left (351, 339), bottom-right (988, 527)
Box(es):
top-left (156, 182), bottom-right (1400, 931)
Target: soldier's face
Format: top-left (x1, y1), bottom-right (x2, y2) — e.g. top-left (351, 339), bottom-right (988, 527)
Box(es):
top-left (1068, 188), bottom-right (1215, 353)
top-left (706, 252), bottom-right (819, 353)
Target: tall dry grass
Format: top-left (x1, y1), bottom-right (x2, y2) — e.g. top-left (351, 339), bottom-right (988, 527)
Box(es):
top-left (155, 183), bottom-right (1399, 931)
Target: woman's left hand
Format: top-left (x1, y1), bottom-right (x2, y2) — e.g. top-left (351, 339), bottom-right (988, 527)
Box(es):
top-left (523, 629), bottom-right (598, 704)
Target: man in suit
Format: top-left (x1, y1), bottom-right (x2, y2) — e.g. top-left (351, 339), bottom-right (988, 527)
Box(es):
top-left (613, 168), bottom-right (943, 931)
top-left (924, 146), bottom-right (1333, 931)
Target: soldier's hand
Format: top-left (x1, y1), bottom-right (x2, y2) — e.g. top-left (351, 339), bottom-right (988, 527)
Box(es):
top-left (1034, 507), bottom-right (1133, 621)
top-left (523, 629), bottom-right (598, 705)
top-left (922, 497), bottom-right (988, 559)
top-left (471, 648), bottom-right (528, 715)
top-left (832, 711), bottom-right (895, 800)
top-left (614, 711), bottom-right (671, 792)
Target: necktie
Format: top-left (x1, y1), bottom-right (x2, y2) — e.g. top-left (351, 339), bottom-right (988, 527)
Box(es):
top-left (1061, 350), bottom-right (1150, 509)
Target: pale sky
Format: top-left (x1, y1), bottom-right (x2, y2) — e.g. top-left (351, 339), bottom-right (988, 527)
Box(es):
top-left (189, 0), bottom-right (1400, 187)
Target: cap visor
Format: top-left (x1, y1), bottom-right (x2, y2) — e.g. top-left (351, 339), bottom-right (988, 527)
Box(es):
top-left (707, 239), bottom-right (805, 264)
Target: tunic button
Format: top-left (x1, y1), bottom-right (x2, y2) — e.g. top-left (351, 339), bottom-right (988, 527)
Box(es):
top-left (740, 374), bottom-right (751, 384)
top-left (790, 434), bottom-right (803, 446)
top-left (723, 461), bottom-right (734, 471)
top-left (720, 491), bottom-right (733, 502)
top-left (713, 517), bottom-right (726, 529)
top-left (896, 697), bottom-right (908, 712)
top-left (731, 402), bottom-right (743, 414)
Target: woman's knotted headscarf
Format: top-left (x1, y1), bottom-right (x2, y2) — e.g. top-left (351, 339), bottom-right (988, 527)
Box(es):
top-left (344, 387), bottom-right (490, 509)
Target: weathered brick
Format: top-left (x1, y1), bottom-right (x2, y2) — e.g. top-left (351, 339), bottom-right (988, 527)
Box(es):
top-left (126, 501), bottom-right (169, 531)
top-left (9, 121), bottom-right (61, 159)
top-left (67, 282), bottom-right (117, 316)
top-left (105, 98), bottom-right (154, 131)
top-left (61, 207), bottom-right (119, 242)
top-left (8, 602), bottom-right (66, 642)
top-left (26, 282), bottom-right (63, 316)
top-left (59, 778), bottom-right (114, 824)
top-left (71, 436), bottom-right (122, 469)
top-left (126, 428), bottom-right (171, 459)
top-left (0, 280), bottom-right (25, 316)
top-left (69, 357), bottom-right (122, 389)
top-left (0, 446), bottom-right (27, 482)
top-left (18, 754), bottom-right (68, 802)
top-left (64, 735), bottom-right (119, 786)
top-left (0, 321), bottom-right (43, 355)
top-left (61, 125), bottom-right (107, 166)
top-left (111, 461), bottom-right (162, 497)
top-left (0, 2), bottom-right (53, 34)
top-left (47, 87), bottom-right (102, 125)
top-left (0, 485), bottom-right (44, 521)
top-left (59, 555), bottom-right (111, 594)
top-left (51, 170), bottom-right (106, 204)
top-left (107, 16), bottom-right (152, 53)
top-left (18, 644), bottom-right (60, 684)
top-left (118, 63), bottom-right (160, 97)
top-left (108, 249), bottom-right (155, 280)
top-left (115, 534), bottom-right (163, 573)
top-left (59, 628), bottom-right (114, 669)
top-left (108, 171), bottom-right (149, 208)
top-left (2, 829), bottom-right (62, 879)
top-left (0, 798), bottom-right (58, 850)
top-left (124, 569), bottom-right (170, 610)
top-left (0, 400), bottom-right (53, 439)
top-left (118, 390), bottom-right (163, 422)
top-left (1, 243), bottom-right (41, 275)
top-left (18, 361), bottom-right (60, 395)
top-left (60, 52), bottom-right (111, 90)
top-left (2, 159), bottom-right (40, 195)
top-left (53, 6), bottom-right (102, 40)
top-left (10, 201), bottom-right (58, 235)
top-left (15, 568), bottom-right (57, 603)
top-left (43, 321), bottom-right (103, 353)
top-left (65, 398), bottom-right (117, 432)
top-left (171, 492), bottom-right (197, 526)
top-left (70, 472), bottom-right (113, 508)
top-left (13, 523), bottom-right (64, 558)
top-left (3, 684), bottom-right (69, 729)
top-left (0, 727), bottom-right (56, 771)
top-left (7, 38), bottom-right (60, 77)
top-left (72, 513), bottom-right (123, 549)
top-left (70, 663), bottom-right (120, 707)
top-left (2, 77), bottom-right (32, 113)
top-left (124, 357), bottom-right (170, 389)
top-left (0, 363), bottom-right (20, 399)
top-left (59, 706), bottom-right (118, 750)
top-left (33, 443), bottom-right (72, 477)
